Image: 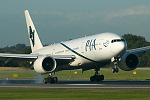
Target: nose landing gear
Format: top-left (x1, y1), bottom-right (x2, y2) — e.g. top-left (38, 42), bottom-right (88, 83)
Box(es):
top-left (112, 57), bottom-right (119, 73)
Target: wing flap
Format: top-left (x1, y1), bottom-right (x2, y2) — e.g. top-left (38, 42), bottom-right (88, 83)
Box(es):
top-left (0, 53), bottom-right (38, 59)
top-left (0, 53), bottom-right (38, 63)
top-left (0, 53), bottom-right (75, 63)
top-left (52, 55), bottom-right (75, 60)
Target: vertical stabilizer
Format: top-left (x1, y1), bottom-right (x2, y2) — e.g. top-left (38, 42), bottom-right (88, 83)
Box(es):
top-left (24, 10), bottom-right (43, 52)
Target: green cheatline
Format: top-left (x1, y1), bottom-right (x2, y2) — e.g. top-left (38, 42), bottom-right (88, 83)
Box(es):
top-left (60, 42), bottom-right (100, 63)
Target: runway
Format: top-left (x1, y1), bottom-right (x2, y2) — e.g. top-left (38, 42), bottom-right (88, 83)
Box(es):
top-left (0, 79), bottom-right (150, 89)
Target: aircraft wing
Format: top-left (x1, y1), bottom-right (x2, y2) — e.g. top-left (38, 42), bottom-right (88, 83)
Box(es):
top-left (127, 46), bottom-right (150, 53)
top-left (0, 53), bottom-right (75, 64)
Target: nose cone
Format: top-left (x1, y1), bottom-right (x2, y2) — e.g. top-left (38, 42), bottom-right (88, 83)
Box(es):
top-left (118, 42), bottom-right (126, 56)
top-left (111, 41), bottom-right (127, 57)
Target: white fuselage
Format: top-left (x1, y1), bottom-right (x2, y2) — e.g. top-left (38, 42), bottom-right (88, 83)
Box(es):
top-left (32, 32), bottom-right (127, 70)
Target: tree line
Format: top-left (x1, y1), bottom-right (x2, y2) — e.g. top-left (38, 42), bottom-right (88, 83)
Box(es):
top-left (0, 44), bottom-right (31, 67)
top-left (0, 33), bottom-right (150, 67)
top-left (123, 34), bottom-right (150, 67)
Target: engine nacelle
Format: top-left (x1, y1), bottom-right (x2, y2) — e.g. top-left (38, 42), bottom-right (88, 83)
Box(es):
top-left (33, 56), bottom-right (57, 74)
top-left (118, 53), bottom-right (139, 71)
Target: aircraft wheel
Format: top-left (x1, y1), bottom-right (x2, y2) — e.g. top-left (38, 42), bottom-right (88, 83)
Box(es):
top-left (49, 77), bottom-right (55, 84)
top-left (116, 68), bottom-right (119, 73)
top-left (96, 75), bottom-right (104, 82)
top-left (96, 75), bottom-right (101, 82)
top-left (44, 77), bottom-right (58, 84)
top-left (112, 68), bottom-right (119, 73)
top-left (90, 75), bottom-right (104, 82)
top-left (53, 77), bottom-right (58, 83)
top-left (90, 76), bottom-right (95, 82)
top-left (112, 68), bottom-right (116, 73)
top-left (100, 75), bottom-right (104, 80)
top-left (44, 78), bottom-right (49, 84)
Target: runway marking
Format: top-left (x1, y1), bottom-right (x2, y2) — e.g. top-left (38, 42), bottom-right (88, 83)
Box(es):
top-left (66, 84), bottom-right (103, 86)
top-left (0, 85), bottom-right (150, 89)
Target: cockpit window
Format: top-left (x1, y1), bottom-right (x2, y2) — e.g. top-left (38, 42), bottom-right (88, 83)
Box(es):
top-left (111, 39), bottom-right (125, 43)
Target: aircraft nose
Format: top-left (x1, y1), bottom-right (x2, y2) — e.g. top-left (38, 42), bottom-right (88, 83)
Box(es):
top-left (112, 42), bottom-right (126, 57)
top-left (118, 42), bottom-right (126, 55)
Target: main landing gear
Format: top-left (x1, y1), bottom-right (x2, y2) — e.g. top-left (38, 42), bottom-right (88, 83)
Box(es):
top-left (112, 58), bottom-right (119, 73)
top-left (90, 69), bottom-right (104, 82)
top-left (44, 73), bottom-right (58, 84)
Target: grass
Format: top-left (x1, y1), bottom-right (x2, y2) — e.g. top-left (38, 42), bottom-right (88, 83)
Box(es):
top-left (52, 68), bottom-right (150, 80)
top-left (1, 68), bottom-right (150, 100)
top-left (0, 89), bottom-right (150, 100)
top-left (0, 67), bottom-right (150, 80)
top-left (0, 69), bottom-right (36, 79)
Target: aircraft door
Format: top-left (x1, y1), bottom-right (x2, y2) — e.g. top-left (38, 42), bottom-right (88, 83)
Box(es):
top-left (80, 41), bottom-right (86, 54)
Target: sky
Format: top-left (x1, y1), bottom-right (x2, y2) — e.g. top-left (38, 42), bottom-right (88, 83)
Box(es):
top-left (1, 0), bottom-right (150, 47)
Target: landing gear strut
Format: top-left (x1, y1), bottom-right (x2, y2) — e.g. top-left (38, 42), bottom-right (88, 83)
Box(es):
top-left (90, 69), bottom-right (104, 82)
top-left (44, 73), bottom-right (58, 84)
top-left (112, 58), bottom-right (119, 73)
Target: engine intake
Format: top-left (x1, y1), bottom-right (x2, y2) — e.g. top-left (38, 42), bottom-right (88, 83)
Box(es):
top-left (33, 56), bottom-right (57, 74)
top-left (118, 53), bottom-right (139, 71)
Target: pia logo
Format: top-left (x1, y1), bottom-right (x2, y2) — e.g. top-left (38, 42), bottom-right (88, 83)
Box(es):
top-left (29, 26), bottom-right (35, 47)
top-left (103, 40), bottom-right (109, 47)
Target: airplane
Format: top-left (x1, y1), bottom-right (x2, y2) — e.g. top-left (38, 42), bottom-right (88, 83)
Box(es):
top-left (0, 10), bottom-right (150, 84)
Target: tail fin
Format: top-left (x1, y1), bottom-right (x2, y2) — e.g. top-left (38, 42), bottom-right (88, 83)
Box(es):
top-left (24, 10), bottom-right (43, 52)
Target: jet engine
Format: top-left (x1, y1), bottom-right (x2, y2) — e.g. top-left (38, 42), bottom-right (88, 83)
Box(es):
top-left (118, 53), bottom-right (139, 71)
top-left (33, 56), bottom-right (57, 74)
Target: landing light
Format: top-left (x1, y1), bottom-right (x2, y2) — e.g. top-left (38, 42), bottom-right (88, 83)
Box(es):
top-left (132, 71), bottom-right (137, 77)
top-left (133, 71), bottom-right (137, 75)
top-left (13, 74), bottom-right (18, 78)
top-left (73, 72), bottom-right (78, 74)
